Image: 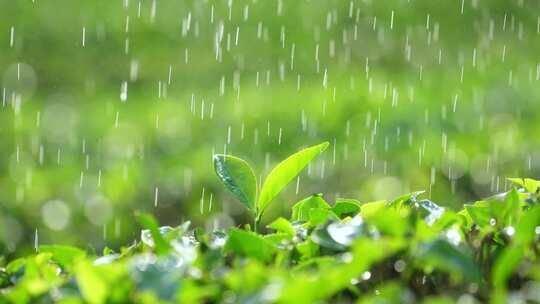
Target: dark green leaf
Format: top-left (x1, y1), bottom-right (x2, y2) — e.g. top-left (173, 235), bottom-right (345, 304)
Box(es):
top-left (213, 154), bottom-right (257, 211)
top-left (331, 198), bottom-right (362, 218)
top-left (414, 239), bottom-right (481, 282)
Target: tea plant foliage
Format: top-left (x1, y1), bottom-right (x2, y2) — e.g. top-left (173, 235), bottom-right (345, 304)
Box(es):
top-left (257, 142), bottom-right (329, 213)
top-left (1, 151), bottom-right (540, 303)
top-left (213, 154), bottom-right (258, 211)
top-left (213, 142), bottom-right (329, 225)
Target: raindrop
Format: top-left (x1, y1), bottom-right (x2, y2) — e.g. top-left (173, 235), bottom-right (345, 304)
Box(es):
top-left (154, 187), bottom-right (159, 207)
top-left (445, 227), bottom-right (462, 245)
top-left (394, 259), bottom-right (406, 272)
top-left (208, 193), bottom-right (213, 212)
top-left (200, 187), bottom-right (205, 214)
top-left (34, 229), bottom-right (38, 252)
top-left (503, 226), bottom-right (515, 237)
top-left (10, 26), bottom-right (14, 47)
top-left (82, 27), bottom-right (86, 47)
top-left (79, 171), bottom-right (84, 188)
top-left (361, 271), bottom-right (371, 281)
top-left (120, 81), bottom-right (128, 102)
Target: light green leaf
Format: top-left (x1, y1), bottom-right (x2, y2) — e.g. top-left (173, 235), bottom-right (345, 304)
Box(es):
top-left (309, 208), bottom-right (339, 226)
top-left (291, 194), bottom-right (331, 222)
top-left (360, 200), bottom-right (387, 217)
top-left (515, 204), bottom-right (540, 245)
top-left (39, 245), bottom-right (86, 270)
top-left (225, 228), bottom-right (275, 262)
top-left (523, 178), bottom-right (540, 193)
top-left (137, 212), bottom-right (171, 255)
top-left (295, 240), bottom-right (319, 260)
top-left (76, 260), bottom-right (108, 304)
top-left (506, 177), bottom-right (524, 188)
top-left (267, 217), bottom-right (295, 236)
top-left (501, 188), bottom-right (521, 226)
top-left (257, 142), bottom-right (329, 214)
top-left (213, 154), bottom-right (257, 211)
top-left (263, 233), bottom-right (292, 245)
top-left (363, 206), bottom-right (409, 237)
top-left (492, 245), bottom-right (523, 288)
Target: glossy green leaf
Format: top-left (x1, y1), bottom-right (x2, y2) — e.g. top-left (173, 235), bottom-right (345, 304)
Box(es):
top-left (213, 154), bottom-right (257, 211)
top-left (388, 191), bottom-right (425, 208)
top-left (280, 238), bottom-right (405, 303)
top-left (257, 142), bottom-right (329, 213)
top-left (311, 225), bottom-right (347, 251)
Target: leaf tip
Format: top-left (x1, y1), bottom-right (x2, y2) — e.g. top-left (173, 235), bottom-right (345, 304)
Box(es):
top-left (320, 141), bottom-right (330, 151)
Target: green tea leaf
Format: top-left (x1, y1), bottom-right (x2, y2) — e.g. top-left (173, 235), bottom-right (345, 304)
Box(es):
top-left (501, 188), bottom-right (521, 226)
top-left (225, 228), bottom-right (275, 262)
top-left (331, 198), bottom-right (362, 218)
top-left (492, 245), bottom-right (523, 288)
top-left (360, 200), bottom-right (387, 217)
top-left (267, 217), bottom-right (295, 236)
top-left (137, 213), bottom-right (171, 255)
top-left (363, 206), bottom-right (409, 237)
top-left (213, 154), bottom-right (257, 211)
top-left (291, 194), bottom-right (331, 222)
top-left (264, 233), bottom-right (292, 245)
top-left (296, 240), bottom-right (319, 260)
top-left (414, 239), bottom-right (481, 282)
top-left (39, 245), bottom-right (86, 270)
top-left (516, 205), bottom-right (540, 244)
top-left (257, 142), bottom-right (329, 214)
top-left (506, 178), bottom-right (524, 188)
top-left (309, 208), bottom-right (338, 226)
top-left (523, 178), bottom-right (540, 193)
top-left (76, 260), bottom-right (108, 304)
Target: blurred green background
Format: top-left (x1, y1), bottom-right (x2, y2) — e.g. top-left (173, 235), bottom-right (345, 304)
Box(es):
top-left (1, 0), bottom-right (540, 257)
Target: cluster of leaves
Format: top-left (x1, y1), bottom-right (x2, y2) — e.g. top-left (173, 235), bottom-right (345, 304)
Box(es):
top-left (1, 144), bottom-right (540, 303)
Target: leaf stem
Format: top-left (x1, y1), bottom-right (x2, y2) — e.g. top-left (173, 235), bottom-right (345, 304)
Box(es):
top-left (254, 212), bottom-right (261, 233)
